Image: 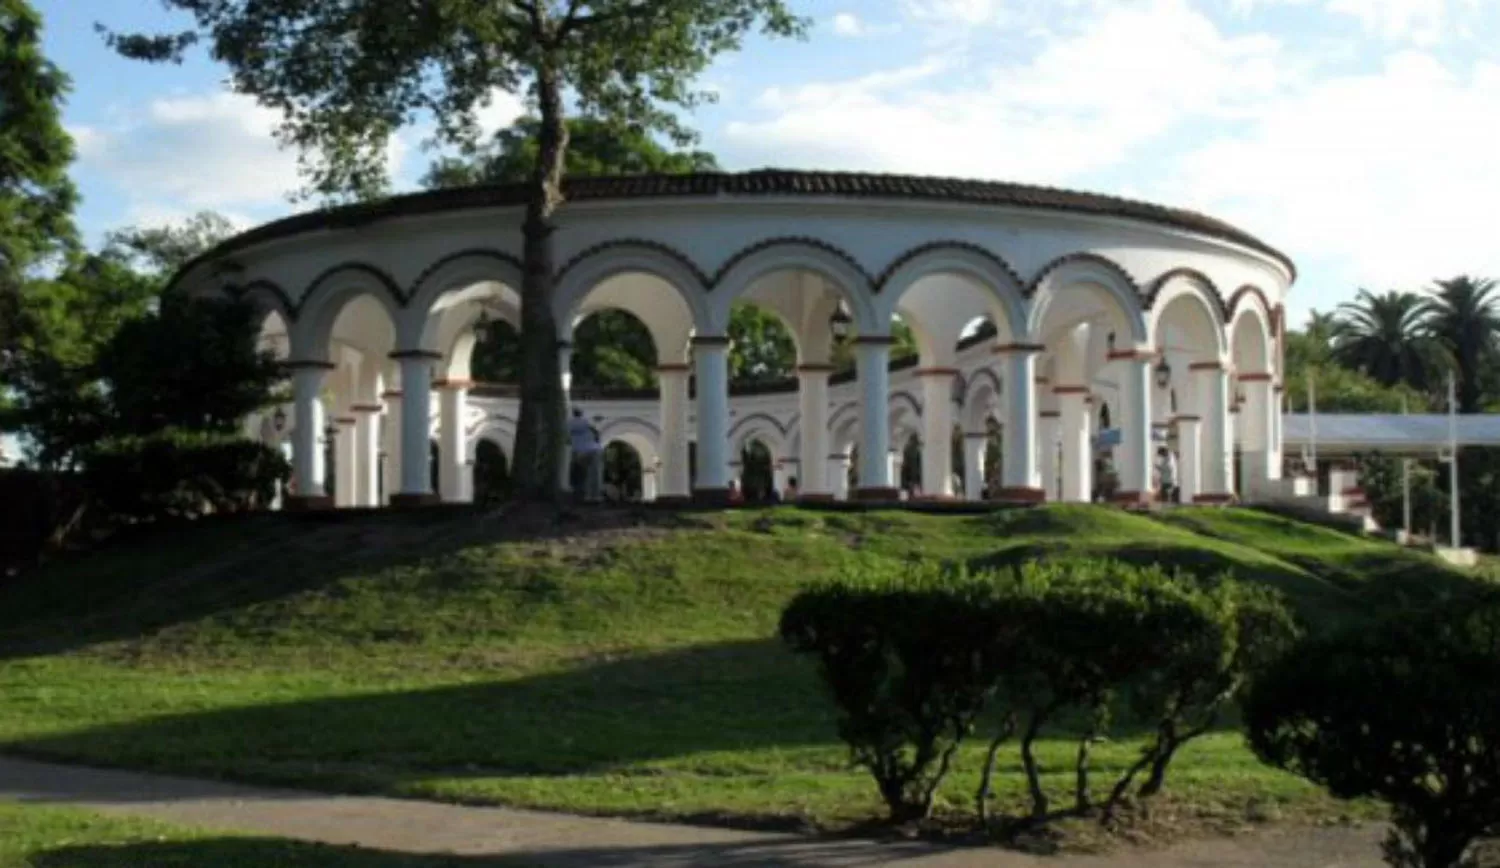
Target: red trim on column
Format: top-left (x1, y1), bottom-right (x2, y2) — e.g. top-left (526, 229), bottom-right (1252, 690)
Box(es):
top-left (1172, 414), bottom-right (1202, 423)
top-left (433, 378), bottom-right (475, 390)
top-left (388, 349), bottom-right (442, 360)
top-left (655, 363), bottom-right (691, 372)
top-left (379, 391), bottom-right (403, 400)
top-left (1192, 493), bottom-right (1236, 505)
top-left (1188, 361), bottom-right (1224, 371)
top-left (1052, 384), bottom-right (1089, 395)
top-left (995, 486), bottom-right (1046, 503)
top-left (334, 416), bottom-right (357, 426)
top-left (1107, 350), bottom-right (1154, 361)
top-left (350, 404), bottom-right (383, 413)
top-left (853, 335), bottom-right (897, 346)
top-left (993, 342), bottom-right (1045, 354)
top-left (1040, 411), bottom-right (1061, 419)
top-left (1239, 372), bottom-right (1273, 382)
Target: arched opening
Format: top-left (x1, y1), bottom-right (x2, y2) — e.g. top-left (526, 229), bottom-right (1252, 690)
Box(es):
top-left (1151, 280), bottom-right (1229, 504)
top-left (473, 439), bottom-right (510, 504)
top-left (602, 441), bottom-right (643, 502)
top-left (727, 301), bottom-right (797, 386)
top-left (739, 439), bottom-right (775, 502)
top-left (571, 308), bottom-right (658, 389)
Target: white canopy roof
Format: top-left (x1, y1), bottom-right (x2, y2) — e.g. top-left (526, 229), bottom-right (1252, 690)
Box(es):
top-left (1282, 414), bottom-right (1500, 454)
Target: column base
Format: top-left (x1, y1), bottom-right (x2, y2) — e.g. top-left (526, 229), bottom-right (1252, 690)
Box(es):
top-left (912, 493), bottom-right (961, 503)
top-left (1111, 490), bottom-right (1156, 506)
top-left (692, 487), bottom-right (731, 506)
top-left (854, 487), bottom-right (902, 502)
top-left (390, 492), bottom-right (442, 508)
top-left (994, 487), bottom-right (1046, 503)
top-left (284, 495), bottom-right (334, 512)
top-left (1191, 493), bottom-right (1235, 505)
top-left (797, 493), bottom-right (836, 503)
top-left (653, 494), bottom-right (691, 506)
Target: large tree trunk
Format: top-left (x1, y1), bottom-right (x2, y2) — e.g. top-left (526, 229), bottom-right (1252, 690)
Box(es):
top-left (510, 56), bottom-right (571, 500)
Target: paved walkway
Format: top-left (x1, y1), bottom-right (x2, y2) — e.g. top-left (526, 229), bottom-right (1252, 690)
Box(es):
top-left (0, 757), bottom-right (1383, 866)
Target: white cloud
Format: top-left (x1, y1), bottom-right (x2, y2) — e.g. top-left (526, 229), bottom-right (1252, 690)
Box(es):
top-left (1160, 52), bottom-right (1500, 293)
top-left (902, 0), bottom-right (1001, 26)
top-left (474, 88), bottom-right (527, 139)
top-left (832, 12), bottom-right (864, 35)
top-left (1227, 0), bottom-right (1485, 45)
top-left (727, 0), bottom-right (1287, 181)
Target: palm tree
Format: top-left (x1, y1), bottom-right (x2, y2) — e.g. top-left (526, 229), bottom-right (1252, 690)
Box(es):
top-left (1331, 289), bottom-right (1438, 390)
top-left (1421, 276), bottom-right (1500, 413)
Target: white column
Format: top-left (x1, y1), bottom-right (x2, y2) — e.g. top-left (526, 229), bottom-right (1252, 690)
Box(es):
top-left (830, 454), bottom-right (852, 500)
top-left (657, 365), bottom-right (691, 500)
top-left (1038, 411), bottom-right (1061, 502)
top-left (772, 461), bottom-right (788, 498)
top-left (855, 338), bottom-right (894, 496)
top-left (889, 449), bottom-right (904, 493)
top-left (353, 404), bottom-right (381, 507)
top-left (1194, 362), bottom-right (1233, 502)
top-left (1177, 415), bottom-right (1202, 504)
top-left (1240, 374), bottom-right (1276, 498)
top-left (797, 365), bottom-right (832, 499)
top-left (557, 342), bottom-right (574, 493)
top-left (333, 417), bottom-right (357, 507)
top-left (289, 364), bottom-right (330, 506)
top-left (999, 346), bottom-right (1041, 499)
top-left (396, 353), bottom-right (436, 502)
top-left (641, 466), bottom-right (658, 502)
top-left (1057, 388), bottom-right (1091, 503)
top-left (438, 382), bottom-right (469, 503)
top-left (962, 433), bottom-right (987, 501)
top-left (1117, 354), bottom-right (1153, 503)
top-left (692, 337), bottom-right (731, 496)
top-left (381, 390), bottom-right (402, 503)
top-left (918, 369), bottom-right (957, 498)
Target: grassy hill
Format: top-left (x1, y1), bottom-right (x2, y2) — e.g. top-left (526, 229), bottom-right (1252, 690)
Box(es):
top-left (0, 505), bottom-right (1485, 831)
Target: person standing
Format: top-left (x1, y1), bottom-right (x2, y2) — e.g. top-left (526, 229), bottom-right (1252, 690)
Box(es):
top-left (568, 407), bottom-right (603, 503)
top-left (1155, 446), bottom-right (1179, 505)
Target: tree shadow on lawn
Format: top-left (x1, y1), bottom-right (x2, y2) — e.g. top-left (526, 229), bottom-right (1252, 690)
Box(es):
top-left (34, 836), bottom-right (954, 868)
top-left (0, 505), bottom-right (715, 661)
top-left (4, 640), bottom-right (841, 787)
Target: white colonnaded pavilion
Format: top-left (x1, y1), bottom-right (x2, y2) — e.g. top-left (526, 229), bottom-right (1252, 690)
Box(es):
top-left (168, 171), bottom-right (1293, 509)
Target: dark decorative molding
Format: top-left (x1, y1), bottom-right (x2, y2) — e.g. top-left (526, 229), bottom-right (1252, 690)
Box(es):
top-left (729, 412), bottom-right (790, 441)
top-left (406, 248), bottom-right (524, 303)
top-left (599, 416), bottom-right (662, 440)
top-left (1226, 284), bottom-right (1274, 326)
top-left (873, 240), bottom-right (1026, 293)
top-left (889, 390), bottom-right (922, 420)
top-left (964, 367), bottom-right (1003, 404)
top-left (1026, 251), bottom-right (1142, 300)
top-left (225, 278), bottom-right (298, 321)
top-left (709, 236), bottom-right (873, 290)
top-left (556, 238), bottom-right (710, 288)
top-left (303, 261), bottom-right (405, 315)
top-left (1142, 267), bottom-right (1228, 321)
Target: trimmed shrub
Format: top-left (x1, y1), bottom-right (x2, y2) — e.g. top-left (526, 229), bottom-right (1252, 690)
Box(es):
top-left (84, 429), bottom-right (289, 523)
top-left (1245, 588), bottom-right (1500, 868)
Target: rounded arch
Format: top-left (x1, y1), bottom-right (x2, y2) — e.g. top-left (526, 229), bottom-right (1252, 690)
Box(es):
top-left (1147, 270), bottom-right (1228, 359)
top-left (963, 367), bottom-right (1003, 432)
top-left (599, 416), bottom-right (662, 461)
top-left (1026, 253), bottom-right (1148, 348)
top-left (401, 249), bottom-right (524, 353)
top-left (708, 238), bottom-right (879, 337)
top-left (730, 413), bottom-right (790, 459)
top-left (1230, 304), bottom-right (1272, 374)
top-left (877, 243), bottom-right (1027, 347)
top-left (290, 264), bottom-right (403, 362)
top-left (467, 417), bottom-right (517, 461)
top-left (227, 279), bottom-right (296, 324)
top-left (554, 241), bottom-right (711, 333)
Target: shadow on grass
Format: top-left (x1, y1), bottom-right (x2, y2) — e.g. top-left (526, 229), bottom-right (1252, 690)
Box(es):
top-left (0, 505), bottom-right (714, 661)
top-left (4, 640), bottom-right (837, 784)
top-left (33, 836), bottom-right (952, 868)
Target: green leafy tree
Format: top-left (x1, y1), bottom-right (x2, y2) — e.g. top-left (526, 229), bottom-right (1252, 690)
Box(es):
top-left (0, 0), bottom-right (77, 285)
top-left (1332, 290), bottom-right (1439, 390)
top-left (423, 116), bottom-right (719, 189)
top-left (1421, 276), bottom-right (1500, 414)
top-left (1245, 590), bottom-right (1500, 868)
top-left (103, 1), bottom-right (807, 499)
top-left (727, 303), bottom-right (796, 385)
top-left (104, 211), bottom-right (238, 279)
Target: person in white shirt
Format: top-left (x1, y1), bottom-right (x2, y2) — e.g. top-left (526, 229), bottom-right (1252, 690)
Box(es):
top-left (568, 407), bottom-right (603, 502)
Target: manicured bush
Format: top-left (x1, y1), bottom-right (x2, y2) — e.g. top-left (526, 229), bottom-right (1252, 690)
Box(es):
top-left (83, 429), bottom-right (290, 523)
top-left (779, 563), bottom-right (1021, 823)
top-left (781, 559), bottom-right (1297, 829)
top-left (1244, 588), bottom-right (1500, 868)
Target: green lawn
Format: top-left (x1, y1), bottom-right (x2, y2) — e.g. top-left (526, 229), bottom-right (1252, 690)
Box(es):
top-left (0, 505), bottom-right (1484, 831)
top-left (0, 803), bottom-right (492, 867)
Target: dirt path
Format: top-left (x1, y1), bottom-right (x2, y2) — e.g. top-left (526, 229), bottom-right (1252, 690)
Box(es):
top-left (0, 757), bottom-right (1383, 866)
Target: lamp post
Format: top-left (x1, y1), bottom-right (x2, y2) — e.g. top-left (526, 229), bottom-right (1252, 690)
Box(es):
top-left (272, 406), bottom-right (287, 434)
top-left (1154, 355), bottom-right (1171, 389)
top-left (829, 305), bottom-right (852, 340)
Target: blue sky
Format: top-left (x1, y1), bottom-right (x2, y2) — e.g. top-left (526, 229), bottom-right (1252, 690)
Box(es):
top-left (36, 0), bottom-right (1500, 327)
